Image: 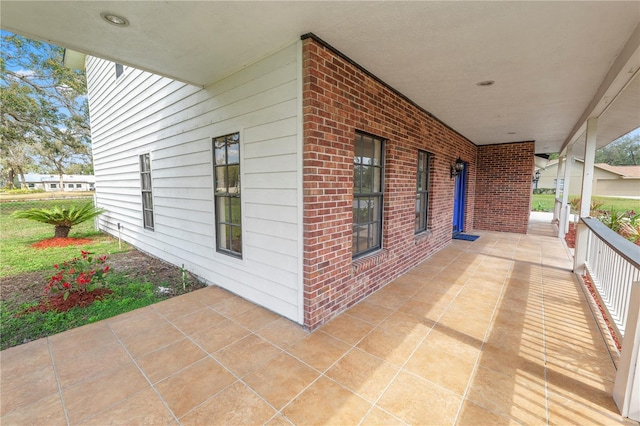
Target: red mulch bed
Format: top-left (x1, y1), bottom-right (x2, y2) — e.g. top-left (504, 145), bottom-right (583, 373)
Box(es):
top-left (32, 237), bottom-right (93, 249)
top-left (19, 288), bottom-right (113, 315)
top-left (582, 274), bottom-right (622, 352)
top-left (564, 223), bottom-right (576, 248)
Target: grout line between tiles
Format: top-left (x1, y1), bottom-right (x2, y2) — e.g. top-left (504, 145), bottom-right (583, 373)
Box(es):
top-left (102, 320), bottom-right (182, 426)
top-left (453, 233), bottom-right (509, 425)
top-left (354, 241), bottom-right (487, 426)
top-left (47, 337), bottom-right (71, 426)
top-left (539, 250), bottom-right (551, 425)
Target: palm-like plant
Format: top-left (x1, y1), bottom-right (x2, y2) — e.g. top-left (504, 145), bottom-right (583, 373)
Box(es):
top-left (12, 203), bottom-right (105, 238)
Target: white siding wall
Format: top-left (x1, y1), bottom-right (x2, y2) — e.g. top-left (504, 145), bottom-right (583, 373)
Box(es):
top-left (86, 43), bottom-right (303, 323)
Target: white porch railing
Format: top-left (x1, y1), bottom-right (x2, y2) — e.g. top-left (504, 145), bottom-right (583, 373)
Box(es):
top-left (581, 217), bottom-right (640, 340)
top-left (577, 217), bottom-right (640, 421)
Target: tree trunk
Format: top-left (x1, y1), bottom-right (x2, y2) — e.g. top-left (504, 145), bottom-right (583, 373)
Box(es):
top-left (55, 225), bottom-right (71, 238)
top-left (7, 168), bottom-right (15, 189)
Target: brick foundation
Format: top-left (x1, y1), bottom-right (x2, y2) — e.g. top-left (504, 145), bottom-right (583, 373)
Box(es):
top-left (301, 35), bottom-right (478, 329)
top-left (474, 142), bottom-right (534, 234)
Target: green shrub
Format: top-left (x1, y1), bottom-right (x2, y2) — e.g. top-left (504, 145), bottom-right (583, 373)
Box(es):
top-left (0, 276), bottom-right (164, 350)
top-left (532, 202), bottom-right (548, 212)
top-left (0, 188), bottom-right (46, 195)
top-left (12, 203), bottom-right (105, 238)
top-left (568, 197), bottom-right (604, 215)
top-left (533, 188), bottom-right (556, 194)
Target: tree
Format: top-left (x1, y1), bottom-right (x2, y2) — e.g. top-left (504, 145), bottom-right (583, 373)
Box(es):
top-left (0, 32), bottom-right (91, 189)
top-left (595, 133), bottom-right (640, 165)
top-left (12, 203), bottom-right (105, 238)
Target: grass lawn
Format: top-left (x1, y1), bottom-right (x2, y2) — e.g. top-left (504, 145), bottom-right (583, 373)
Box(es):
top-left (0, 278), bottom-right (163, 350)
top-left (1, 198), bottom-right (129, 277)
top-left (531, 194), bottom-right (640, 213)
top-left (0, 197), bottom-right (203, 350)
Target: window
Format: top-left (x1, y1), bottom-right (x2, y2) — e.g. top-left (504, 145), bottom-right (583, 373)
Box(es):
top-left (28, 183), bottom-right (34, 188)
top-left (76, 184), bottom-right (82, 188)
top-left (50, 183), bottom-right (57, 189)
top-left (353, 131), bottom-right (384, 257)
top-left (139, 153), bottom-right (154, 230)
top-left (115, 63), bottom-right (124, 79)
top-left (416, 150), bottom-right (432, 233)
top-left (213, 133), bottom-right (242, 257)
top-left (554, 178), bottom-right (565, 190)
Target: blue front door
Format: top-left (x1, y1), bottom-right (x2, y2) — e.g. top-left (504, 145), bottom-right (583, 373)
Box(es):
top-left (452, 163), bottom-right (467, 235)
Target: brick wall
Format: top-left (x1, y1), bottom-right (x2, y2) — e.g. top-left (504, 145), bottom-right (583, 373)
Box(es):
top-left (302, 35), bottom-right (477, 329)
top-left (474, 142), bottom-right (534, 234)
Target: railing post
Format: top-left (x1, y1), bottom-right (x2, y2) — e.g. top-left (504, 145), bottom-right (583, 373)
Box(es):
top-left (613, 281), bottom-right (640, 421)
top-left (554, 198), bottom-right (562, 225)
top-left (573, 219), bottom-right (589, 274)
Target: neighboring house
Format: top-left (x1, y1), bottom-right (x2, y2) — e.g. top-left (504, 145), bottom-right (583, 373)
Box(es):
top-left (538, 159), bottom-right (640, 198)
top-left (86, 36), bottom-right (534, 329)
top-left (23, 173), bottom-right (95, 192)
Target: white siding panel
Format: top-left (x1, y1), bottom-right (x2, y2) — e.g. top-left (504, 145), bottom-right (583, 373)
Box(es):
top-left (244, 203), bottom-right (297, 223)
top-left (245, 117), bottom-right (297, 144)
top-left (244, 189), bottom-right (297, 206)
top-left (244, 172), bottom-right (297, 189)
top-left (244, 154), bottom-right (297, 173)
top-left (244, 217), bottom-right (298, 239)
top-left (245, 232), bottom-right (297, 257)
top-left (244, 135), bottom-right (298, 159)
top-left (87, 42), bottom-right (303, 323)
top-left (154, 197), bottom-right (213, 213)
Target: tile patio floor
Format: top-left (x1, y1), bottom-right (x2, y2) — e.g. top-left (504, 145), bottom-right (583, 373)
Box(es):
top-left (1, 217), bottom-right (631, 425)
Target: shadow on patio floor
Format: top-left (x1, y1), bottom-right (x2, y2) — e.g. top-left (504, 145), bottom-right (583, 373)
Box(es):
top-left (0, 216), bottom-right (629, 425)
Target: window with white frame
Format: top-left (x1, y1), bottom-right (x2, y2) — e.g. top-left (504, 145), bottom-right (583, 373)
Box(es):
top-left (213, 133), bottom-right (242, 257)
top-left (353, 131), bottom-right (384, 257)
top-left (139, 153), bottom-right (154, 230)
top-left (554, 178), bottom-right (565, 190)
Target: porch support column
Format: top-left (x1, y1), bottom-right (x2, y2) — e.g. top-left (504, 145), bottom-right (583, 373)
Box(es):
top-left (574, 117), bottom-right (597, 274)
top-left (553, 156), bottom-right (564, 224)
top-left (559, 145), bottom-right (573, 238)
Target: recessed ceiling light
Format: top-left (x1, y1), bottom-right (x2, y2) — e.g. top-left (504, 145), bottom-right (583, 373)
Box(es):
top-left (507, 132), bottom-right (517, 135)
top-left (101, 12), bottom-right (129, 27)
top-left (477, 80), bottom-right (495, 87)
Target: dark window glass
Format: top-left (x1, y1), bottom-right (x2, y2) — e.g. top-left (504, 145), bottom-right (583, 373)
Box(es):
top-left (115, 63), bottom-right (124, 78)
top-left (213, 133), bottom-right (242, 257)
top-left (415, 150), bottom-right (432, 233)
top-left (140, 153), bottom-right (154, 230)
top-left (353, 131), bottom-right (384, 257)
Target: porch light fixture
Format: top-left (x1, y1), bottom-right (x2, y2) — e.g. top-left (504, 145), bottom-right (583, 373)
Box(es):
top-left (450, 157), bottom-right (465, 178)
top-left (533, 170), bottom-right (541, 183)
top-left (101, 12), bottom-right (129, 27)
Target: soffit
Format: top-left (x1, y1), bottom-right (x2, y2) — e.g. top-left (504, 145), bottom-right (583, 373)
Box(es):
top-left (2, 1), bottom-right (639, 154)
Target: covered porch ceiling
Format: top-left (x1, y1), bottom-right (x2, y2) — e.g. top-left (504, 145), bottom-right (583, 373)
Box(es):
top-left (2, 1), bottom-right (639, 157)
